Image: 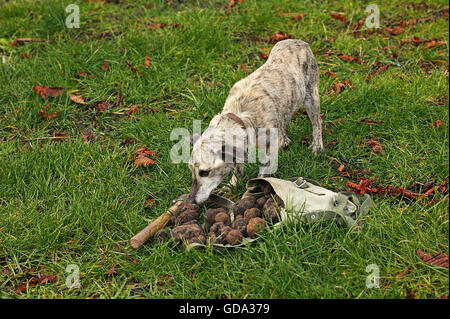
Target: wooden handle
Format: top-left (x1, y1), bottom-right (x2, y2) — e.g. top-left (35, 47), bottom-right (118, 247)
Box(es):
top-left (130, 201), bottom-right (184, 249)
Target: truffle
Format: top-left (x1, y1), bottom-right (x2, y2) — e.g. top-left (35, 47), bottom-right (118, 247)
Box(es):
top-left (231, 216), bottom-right (248, 237)
top-left (244, 207), bottom-right (261, 220)
top-left (233, 197), bottom-right (257, 216)
top-left (215, 212), bottom-right (231, 226)
top-left (226, 229), bottom-right (243, 245)
top-left (246, 217), bottom-right (266, 238)
top-left (204, 208), bottom-right (227, 228)
top-left (172, 222), bottom-right (206, 245)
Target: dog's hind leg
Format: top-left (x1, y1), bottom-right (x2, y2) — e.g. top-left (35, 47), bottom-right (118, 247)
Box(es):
top-left (304, 82), bottom-right (324, 155)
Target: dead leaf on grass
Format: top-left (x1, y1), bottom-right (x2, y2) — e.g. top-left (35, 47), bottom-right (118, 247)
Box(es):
top-left (33, 85), bottom-right (65, 99)
top-left (416, 249), bottom-right (449, 268)
top-left (330, 13), bottom-right (348, 26)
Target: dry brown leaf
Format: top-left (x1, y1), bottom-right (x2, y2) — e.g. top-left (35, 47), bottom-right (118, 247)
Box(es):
top-left (430, 120), bottom-right (444, 128)
top-left (102, 60), bottom-right (109, 71)
top-left (266, 31), bottom-right (292, 44)
top-left (70, 94), bottom-right (87, 105)
top-left (145, 55), bottom-right (150, 68)
top-left (330, 13), bottom-right (348, 26)
top-left (135, 155), bottom-right (155, 168)
top-left (416, 249), bottom-right (449, 268)
top-left (33, 85), bottom-right (65, 99)
top-left (366, 137), bottom-right (383, 154)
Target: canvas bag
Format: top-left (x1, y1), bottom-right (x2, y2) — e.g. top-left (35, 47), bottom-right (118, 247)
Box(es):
top-left (185, 177), bottom-right (373, 250)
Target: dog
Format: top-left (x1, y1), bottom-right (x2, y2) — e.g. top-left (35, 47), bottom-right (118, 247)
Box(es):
top-left (188, 39), bottom-right (324, 204)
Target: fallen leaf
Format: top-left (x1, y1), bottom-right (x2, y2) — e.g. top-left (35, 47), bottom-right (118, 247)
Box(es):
top-left (370, 61), bottom-right (393, 77)
top-left (125, 61), bottom-right (143, 76)
top-left (337, 164), bottom-right (345, 172)
top-left (320, 70), bottom-right (338, 78)
top-left (10, 38), bottom-right (43, 48)
top-left (102, 60), bottom-right (109, 71)
top-left (396, 267), bottom-right (412, 278)
top-left (135, 155), bottom-right (155, 168)
top-left (266, 31), bottom-right (292, 44)
top-left (338, 54), bottom-right (361, 63)
top-left (39, 103), bottom-right (57, 120)
top-left (145, 56), bottom-right (150, 68)
top-left (240, 64), bottom-right (249, 73)
top-left (106, 266), bottom-right (117, 275)
top-left (426, 38), bottom-right (446, 49)
top-left (430, 120), bottom-right (444, 128)
top-left (416, 249), bottom-right (449, 268)
top-left (33, 85), bottom-right (65, 99)
top-left (329, 80), bottom-right (353, 95)
top-left (366, 137), bottom-right (384, 154)
top-left (352, 20), bottom-right (364, 31)
top-left (330, 13), bottom-right (348, 26)
top-left (259, 48), bottom-right (270, 60)
top-left (70, 94), bottom-right (87, 105)
top-left (96, 101), bottom-right (110, 113)
top-left (384, 26), bottom-right (405, 36)
top-left (127, 105), bottom-right (139, 118)
top-left (360, 119), bottom-right (384, 125)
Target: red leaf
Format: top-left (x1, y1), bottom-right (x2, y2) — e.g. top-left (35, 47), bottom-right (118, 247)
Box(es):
top-left (70, 94), bottom-right (87, 105)
top-left (396, 267), bottom-right (412, 278)
top-left (33, 85), bottom-right (65, 99)
top-left (259, 48), bottom-right (270, 60)
top-left (416, 249), bottom-right (449, 268)
top-left (10, 38), bottom-right (43, 48)
top-left (430, 120), bottom-right (444, 128)
top-left (135, 155), bottom-right (155, 168)
top-left (360, 119), bottom-right (384, 125)
top-left (330, 13), bottom-right (348, 26)
top-left (106, 266), bottom-right (117, 275)
top-left (266, 31), bottom-right (292, 44)
top-left (320, 70), bottom-right (338, 78)
top-left (102, 60), bottom-right (109, 71)
top-left (127, 105), bottom-right (139, 118)
top-left (366, 137), bottom-right (383, 154)
top-left (426, 38), bottom-right (446, 49)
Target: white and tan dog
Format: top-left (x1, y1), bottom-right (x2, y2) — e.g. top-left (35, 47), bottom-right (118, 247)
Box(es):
top-left (188, 39), bottom-right (324, 204)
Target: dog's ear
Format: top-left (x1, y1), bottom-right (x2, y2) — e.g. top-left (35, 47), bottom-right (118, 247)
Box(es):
top-left (184, 133), bottom-right (201, 146)
top-left (221, 144), bottom-right (246, 164)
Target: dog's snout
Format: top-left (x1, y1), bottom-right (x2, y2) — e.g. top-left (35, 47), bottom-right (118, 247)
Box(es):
top-left (188, 178), bottom-right (200, 204)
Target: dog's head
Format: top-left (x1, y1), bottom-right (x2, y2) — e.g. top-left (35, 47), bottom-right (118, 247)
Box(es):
top-left (187, 127), bottom-right (246, 204)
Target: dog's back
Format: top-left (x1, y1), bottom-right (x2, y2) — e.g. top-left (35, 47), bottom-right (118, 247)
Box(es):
top-left (222, 39), bottom-right (319, 131)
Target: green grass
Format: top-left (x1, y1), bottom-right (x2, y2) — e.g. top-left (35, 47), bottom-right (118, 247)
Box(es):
top-left (0, 0), bottom-right (448, 299)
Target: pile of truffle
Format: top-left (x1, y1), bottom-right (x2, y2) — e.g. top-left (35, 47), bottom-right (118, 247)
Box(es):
top-left (155, 184), bottom-right (284, 247)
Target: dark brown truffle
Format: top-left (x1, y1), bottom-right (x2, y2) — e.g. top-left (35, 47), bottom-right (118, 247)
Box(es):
top-left (231, 216), bottom-right (248, 237)
top-left (172, 222), bottom-right (206, 245)
top-left (170, 202), bottom-right (199, 225)
top-left (175, 209), bottom-right (200, 226)
top-left (226, 229), bottom-right (243, 245)
top-left (262, 198), bottom-right (280, 224)
top-left (233, 197), bottom-right (256, 216)
top-left (215, 212), bottom-right (231, 226)
top-left (244, 207), bottom-right (261, 220)
top-left (256, 196), bottom-right (267, 209)
top-left (246, 217), bottom-right (266, 238)
top-left (204, 208), bottom-right (227, 228)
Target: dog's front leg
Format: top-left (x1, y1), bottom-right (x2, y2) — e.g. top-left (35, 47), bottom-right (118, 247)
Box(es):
top-left (229, 164), bottom-right (244, 187)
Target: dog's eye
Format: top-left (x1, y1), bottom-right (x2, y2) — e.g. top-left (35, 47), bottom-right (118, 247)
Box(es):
top-left (199, 170), bottom-right (210, 177)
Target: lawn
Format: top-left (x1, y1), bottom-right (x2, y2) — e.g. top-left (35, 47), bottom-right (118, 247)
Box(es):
top-left (0, 0), bottom-right (448, 299)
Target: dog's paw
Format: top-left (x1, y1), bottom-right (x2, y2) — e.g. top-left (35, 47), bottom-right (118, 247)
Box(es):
top-left (309, 142), bottom-right (325, 155)
top-left (281, 137), bottom-right (291, 149)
